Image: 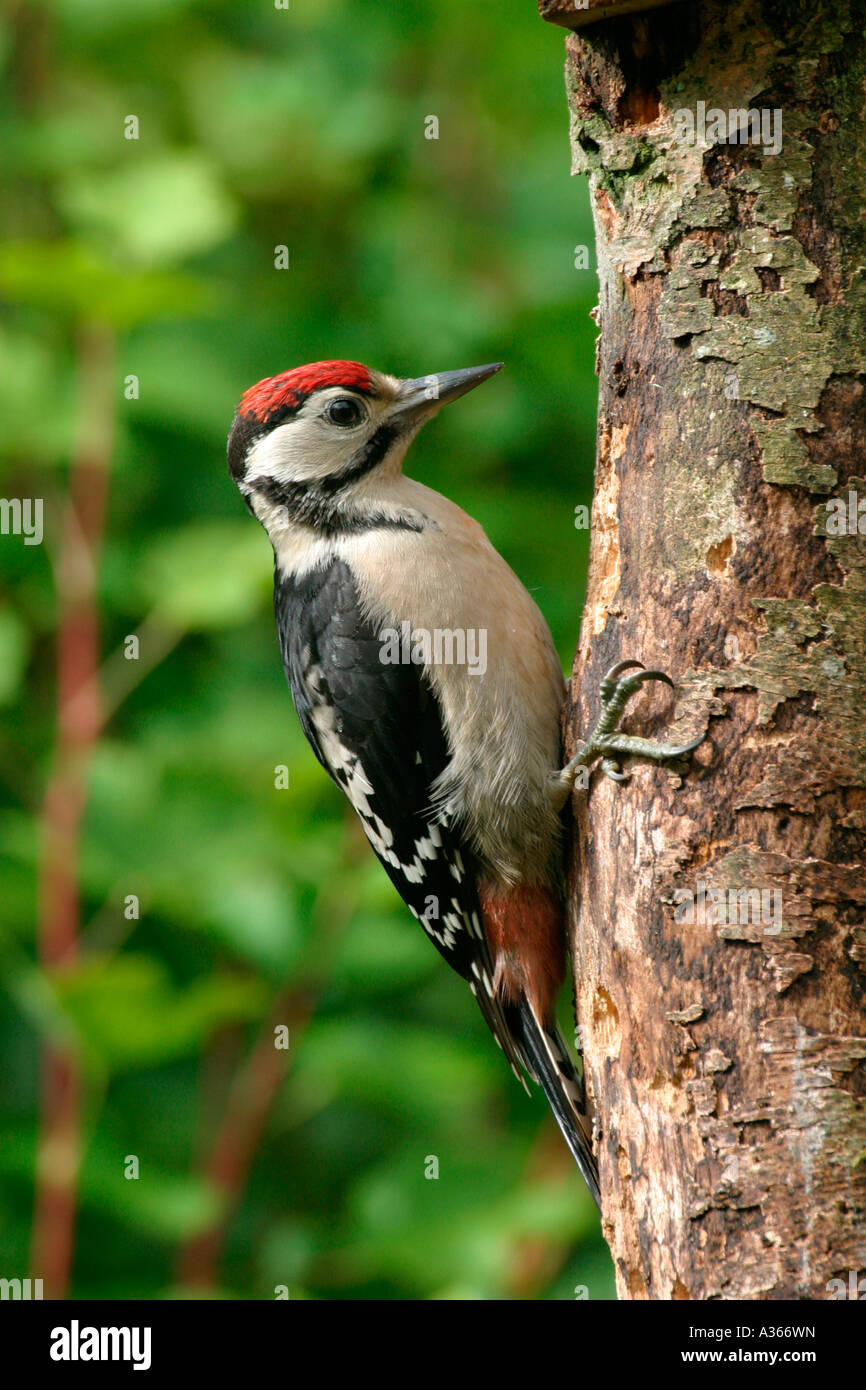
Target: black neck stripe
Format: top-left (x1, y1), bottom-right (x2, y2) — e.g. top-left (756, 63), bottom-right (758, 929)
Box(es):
top-left (255, 477), bottom-right (424, 538)
top-left (247, 419), bottom-right (413, 536)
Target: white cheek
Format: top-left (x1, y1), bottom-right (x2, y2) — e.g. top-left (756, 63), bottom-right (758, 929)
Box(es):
top-left (245, 416), bottom-right (374, 487)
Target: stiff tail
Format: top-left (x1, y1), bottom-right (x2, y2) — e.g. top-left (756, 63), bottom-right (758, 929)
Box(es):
top-left (508, 1000), bottom-right (601, 1210)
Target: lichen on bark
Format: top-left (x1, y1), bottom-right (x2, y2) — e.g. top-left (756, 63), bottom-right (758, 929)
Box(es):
top-left (558, 0), bottom-right (866, 1299)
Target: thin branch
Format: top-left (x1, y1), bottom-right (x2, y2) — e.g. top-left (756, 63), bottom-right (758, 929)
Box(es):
top-left (66, 611), bottom-right (184, 736)
top-left (175, 989), bottom-right (305, 1289)
top-left (31, 320), bottom-right (116, 1300)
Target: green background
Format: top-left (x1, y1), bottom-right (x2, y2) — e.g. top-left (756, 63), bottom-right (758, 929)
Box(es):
top-left (0, 0), bottom-right (609, 1299)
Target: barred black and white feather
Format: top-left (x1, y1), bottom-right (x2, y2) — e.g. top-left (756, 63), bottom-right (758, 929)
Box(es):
top-left (274, 555), bottom-right (529, 1084)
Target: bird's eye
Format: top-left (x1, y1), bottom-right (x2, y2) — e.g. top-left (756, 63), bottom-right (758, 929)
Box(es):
top-left (324, 396), bottom-right (364, 427)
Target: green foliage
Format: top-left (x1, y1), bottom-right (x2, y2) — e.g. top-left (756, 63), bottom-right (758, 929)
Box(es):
top-left (134, 521), bottom-right (270, 628)
top-left (0, 0), bottom-right (612, 1300)
top-left (0, 241), bottom-right (216, 327)
top-left (48, 954), bottom-right (270, 1073)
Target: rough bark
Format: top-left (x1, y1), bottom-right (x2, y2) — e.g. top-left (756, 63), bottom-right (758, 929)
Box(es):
top-left (539, 0), bottom-right (681, 30)
top-left (552, 0), bottom-right (866, 1299)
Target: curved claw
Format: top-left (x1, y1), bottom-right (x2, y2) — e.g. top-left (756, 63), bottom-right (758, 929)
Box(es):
top-left (602, 659), bottom-right (645, 685)
top-left (615, 670), bottom-right (674, 703)
top-left (664, 734), bottom-right (705, 758)
top-left (601, 758), bottom-right (629, 781)
top-left (633, 668), bottom-right (675, 691)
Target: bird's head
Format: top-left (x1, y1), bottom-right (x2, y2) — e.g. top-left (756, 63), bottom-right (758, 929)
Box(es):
top-left (227, 359), bottom-right (502, 531)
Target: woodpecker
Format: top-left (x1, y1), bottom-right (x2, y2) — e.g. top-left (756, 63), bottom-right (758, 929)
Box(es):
top-left (227, 359), bottom-right (701, 1209)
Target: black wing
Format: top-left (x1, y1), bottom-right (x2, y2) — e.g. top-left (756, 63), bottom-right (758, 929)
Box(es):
top-left (273, 556), bottom-right (527, 1080)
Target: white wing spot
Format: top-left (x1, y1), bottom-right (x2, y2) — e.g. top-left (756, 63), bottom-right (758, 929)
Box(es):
top-left (305, 658), bottom-right (482, 960)
top-left (415, 833), bottom-right (438, 861)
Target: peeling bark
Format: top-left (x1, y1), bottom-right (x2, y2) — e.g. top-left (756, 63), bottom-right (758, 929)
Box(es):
top-left (555, 0), bottom-right (866, 1299)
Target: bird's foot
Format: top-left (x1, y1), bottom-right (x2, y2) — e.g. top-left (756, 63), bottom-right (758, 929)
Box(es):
top-left (552, 660), bottom-right (703, 806)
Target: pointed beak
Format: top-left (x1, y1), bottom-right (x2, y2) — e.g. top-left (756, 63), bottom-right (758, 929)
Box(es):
top-left (392, 362), bottom-right (503, 427)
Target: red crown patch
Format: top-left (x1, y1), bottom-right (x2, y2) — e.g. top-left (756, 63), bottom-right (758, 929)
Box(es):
top-left (239, 361), bottom-right (373, 423)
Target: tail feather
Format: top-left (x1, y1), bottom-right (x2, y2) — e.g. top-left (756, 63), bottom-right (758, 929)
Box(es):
top-left (508, 1000), bottom-right (601, 1210)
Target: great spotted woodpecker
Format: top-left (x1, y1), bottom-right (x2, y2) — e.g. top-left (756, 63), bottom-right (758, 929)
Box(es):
top-left (228, 360), bottom-right (701, 1208)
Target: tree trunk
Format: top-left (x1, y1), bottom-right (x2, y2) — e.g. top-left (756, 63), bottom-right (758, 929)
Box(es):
top-left (546, 0), bottom-right (866, 1299)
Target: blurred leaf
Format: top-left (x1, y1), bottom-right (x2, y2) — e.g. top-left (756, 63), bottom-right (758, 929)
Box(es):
top-left (54, 0), bottom-right (197, 40)
top-left (0, 242), bottom-right (217, 327)
top-left (334, 1147), bottom-right (592, 1295)
top-left (186, 49), bottom-right (398, 193)
top-left (0, 1126), bottom-right (223, 1240)
top-left (46, 954), bottom-right (269, 1072)
top-left (329, 912), bottom-right (435, 993)
top-left (58, 153), bottom-right (239, 265)
top-left (0, 608), bottom-right (30, 705)
top-left (199, 866), bottom-right (303, 978)
top-left (0, 326), bottom-right (77, 463)
top-left (295, 1018), bottom-right (495, 1125)
top-left (79, 1148), bottom-right (225, 1240)
top-left (134, 521), bottom-right (270, 629)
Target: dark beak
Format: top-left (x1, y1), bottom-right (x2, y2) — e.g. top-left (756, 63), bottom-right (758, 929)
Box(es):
top-left (393, 362), bottom-right (503, 427)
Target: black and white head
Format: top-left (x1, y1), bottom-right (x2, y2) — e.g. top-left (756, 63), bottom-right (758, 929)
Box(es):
top-left (227, 359), bottom-right (502, 535)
